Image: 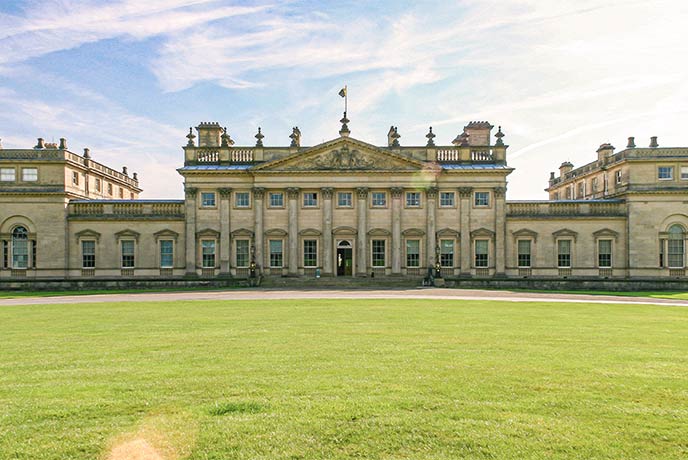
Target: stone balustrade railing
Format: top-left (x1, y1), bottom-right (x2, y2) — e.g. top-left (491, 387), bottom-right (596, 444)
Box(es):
top-left (69, 200), bottom-right (185, 218)
top-left (507, 200), bottom-right (627, 217)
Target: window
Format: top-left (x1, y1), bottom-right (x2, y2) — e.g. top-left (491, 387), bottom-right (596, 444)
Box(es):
top-left (474, 191), bottom-right (489, 207)
top-left (371, 192), bottom-right (387, 207)
top-left (475, 240), bottom-right (488, 267)
top-left (2, 240), bottom-right (8, 268)
top-left (107, 183), bottom-right (113, 195)
top-left (22, 168), bottom-right (38, 182)
top-left (303, 192), bottom-right (318, 207)
top-left (565, 187), bottom-right (572, 199)
top-left (269, 192), bottom-right (284, 208)
top-left (269, 240), bottom-right (283, 268)
top-left (591, 177), bottom-right (598, 192)
top-left (517, 240), bottom-right (531, 268)
top-left (72, 171), bottom-right (79, 185)
top-left (681, 166), bottom-right (688, 180)
top-left (557, 240), bottom-right (571, 268)
top-left (121, 240), bottom-right (135, 268)
top-left (406, 240), bottom-right (420, 267)
top-left (119, 188), bottom-right (124, 199)
top-left (95, 178), bottom-right (101, 192)
top-left (440, 192), bottom-right (455, 207)
top-left (303, 239), bottom-right (317, 267)
top-left (160, 240), bottom-right (173, 268)
top-left (440, 239), bottom-right (454, 267)
top-left (235, 192), bottom-right (250, 208)
top-left (372, 240), bottom-right (386, 267)
top-left (338, 192), bottom-right (352, 207)
top-left (406, 192), bottom-right (420, 207)
top-left (82, 240), bottom-right (96, 268)
top-left (130, 192), bottom-right (134, 199)
top-left (202, 240), bottom-right (215, 268)
top-left (200, 192), bottom-right (216, 207)
top-left (667, 224), bottom-right (685, 268)
top-left (658, 166), bottom-right (673, 180)
top-left (577, 182), bottom-right (585, 198)
top-left (12, 226), bottom-right (29, 269)
top-left (0, 168), bottom-right (15, 181)
top-left (615, 171), bottom-right (622, 184)
top-left (598, 240), bottom-right (612, 268)
top-left (235, 240), bottom-right (249, 267)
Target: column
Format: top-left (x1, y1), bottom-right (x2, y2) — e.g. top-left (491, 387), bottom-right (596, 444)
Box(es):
top-left (253, 187), bottom-right (265, 272)
top-left (458, 187), bottom-right (472, 275)
top-left (185, 187), bottom-right (197, 276)
top-left (426, 187), bottom-right (438, 267)
top-left (219, 188), bottom-right (232, 275)
top-left (356, 187), bottom-right (369, 276)
top-left (494, 186), bottom-right (507, 276)
top-left (321, 187), bottom-right (334, 276)
top-left (391, 187), bottom-right (403, 274)
top-left (286, 187), bottom-right (300, 275)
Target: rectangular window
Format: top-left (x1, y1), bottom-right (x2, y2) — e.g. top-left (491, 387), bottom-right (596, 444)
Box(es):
top-left (591, 177), bottom-right (598, 192)
top-left (517, 240), bottom-right (531, 268)
top-left (577, 182), bottom-right (585, 198)
top-left (557, 240), bottom-right (571, 268)
top-left (303, 192), bottom-right (318, 207)
top-left (371, 192), bottom-right (387, 207)
top-left (202, 240), bottom-right (215, 268)
top-left (121, 240), bottom-right (135, 268)
top-left (406, 192), bottom-right (420, 207)
top-left (72, 171), bottom-right (79, 185)
top-left (668, 239), bottom-right (684, 268)
top-left (160, 240), bottom-right (174, 268)
top-left (12, 237), bottom-right (28, 269)
top-left (269, 192), bottom-right (284, 208)
top-left (598, 239), bottom-right (612, 268)
top-left (118, 188), bottom-right (124, 199)
top-left (22, 168), bottom-right (38, 182)
top-left (681, 166), bottom-right (688, 180)
top-left (475, 240), bottom-right (488, 267)
top-left (0, 168), bottom-right (15, 181)
top-left (372, 239), bottom-right (386, 267)
top-left (474, 191), bottom-right (489, 207)
top-left (235, 240), bottom-right (249, 267)
top-left (440, 239), bottom-right (454, 267)
top-left (337, 192), bottom-right (352, 207)
top-left (406, 239), bottom-right (420, 267)
top-left (31, 240), bottom-right (36, 268)
top-left (95, 178), bottom-right (101, 192)
top-left (235, 192), bottom-right (250, 208)
top-left (440, 192), bottom-right (455, 207)
top-left (82, 240), bottom-right (96, 268)
top-left (615, 171), bottom-right (622, 184)
top-left (269, 240), bottom-right (283, 268)
top-left (2, 240), bottom-right (8, 268)
top-left (201, 192), bottom-right (216, 207)
top-left (107, 183), bottom-right (113, 195)
top-left (658, 166), bottom-right (673, 180)
top-left (303, 239), bottom-right (317, 267)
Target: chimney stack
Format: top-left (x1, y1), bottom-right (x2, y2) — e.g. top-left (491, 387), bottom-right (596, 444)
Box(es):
top-left (627, 137), bottom-right (635, 148)
top-left (35, 138), bottom-right (45, 149)
top-left (133, 172), bottom-right (138, 181)
top-left (596, 143), bottom-right (615, 162)
top-left (122, 166), bottom-right (128, 176)
top-left (650, 136), bottom-right (658, 148)
top-left (559, 161), bottom-right (574, 176)
top-left (59, 138), bottom-right (67, 150)
top-left (83, 148), bottom-right (91, 159)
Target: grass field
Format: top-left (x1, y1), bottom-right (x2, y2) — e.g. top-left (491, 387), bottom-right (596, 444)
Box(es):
top-left (1, 299), bottom-right (687, 459)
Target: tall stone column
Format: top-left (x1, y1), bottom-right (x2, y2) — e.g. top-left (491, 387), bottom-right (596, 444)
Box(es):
top-left (286, 187), bottom-right (300, 276)
top-left (219, 188), bottom-right (232, 275)
top-left (185, 187), bottom-right (197, 276)
top-left (426, 187), bottom-right (438, 267)
top-left (253, 187), bottom-right (265, 272)
top-left (356, 187), bottom-right (369, 276)
top-left (321, 187), bottom-right (334, 276)
top-left (391, 187), bottom-right (403, 274)
top-left (459, 187), bottom-right (472, 275)
top-left (494, 186), bottom-right (507, 276)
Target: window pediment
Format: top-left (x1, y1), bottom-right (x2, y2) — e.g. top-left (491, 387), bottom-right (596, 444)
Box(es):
top-left (115, 229), bottom-right (140, 240)
top-left (552, 228), bottom-right (578, 241)
top-left (154, 229), bottom-right (179, 240)
top-left (402, 228), bottom-right (425, 237)
top-left (265, 228), bottom-right (288, 237)
top-left (471, 227), bottom-right (495, 238)
top-left (436, 228), bottom-right (460, 238)
top-left (299, 228), bottom-right (322, 236)
top-left (75, 229), bottom-right (101, 242)
top-left (511, 228), bottom-right (538, 241)
top-left (197, 228), bottom-right (220, 238)
top-left (368, 228), bottom-right (391, 236)
top-left (231, 228), bottom-right (254, 238)
top-left (333, 226), bottom-right (357, 235)
top-left (592, 228), bottom-right (619, 240)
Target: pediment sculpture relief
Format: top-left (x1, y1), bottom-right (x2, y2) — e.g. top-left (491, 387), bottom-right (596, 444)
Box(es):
top-left (279, 146), bottom-right (416, 171)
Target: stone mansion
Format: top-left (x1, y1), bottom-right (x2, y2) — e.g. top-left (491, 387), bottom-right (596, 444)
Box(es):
top-left (1, 117), bottom-right (687, 283)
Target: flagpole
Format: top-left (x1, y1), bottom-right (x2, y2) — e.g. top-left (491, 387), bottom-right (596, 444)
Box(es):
top-left (345, 85), bottom-right (348, 115)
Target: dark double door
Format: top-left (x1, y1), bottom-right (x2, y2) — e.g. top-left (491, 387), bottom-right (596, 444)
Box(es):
top-left (337, 247), bottom-right (353, 276)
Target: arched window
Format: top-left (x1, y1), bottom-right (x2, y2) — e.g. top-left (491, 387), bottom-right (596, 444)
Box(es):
top-left (12, 226), bottom-right (29, 269)
top-left (667, 224), bottom-right (685, 268)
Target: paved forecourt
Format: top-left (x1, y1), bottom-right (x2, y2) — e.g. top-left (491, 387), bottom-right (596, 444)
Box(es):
top-left (1, 288), bottom-right (687, 307)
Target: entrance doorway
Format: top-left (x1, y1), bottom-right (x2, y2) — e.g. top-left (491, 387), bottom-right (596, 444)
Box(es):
top-left (336, 240), bottom-right (353, 276)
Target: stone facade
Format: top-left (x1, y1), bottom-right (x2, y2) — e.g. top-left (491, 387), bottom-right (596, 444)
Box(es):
top-left (1, 122), bottom-right (687, 282)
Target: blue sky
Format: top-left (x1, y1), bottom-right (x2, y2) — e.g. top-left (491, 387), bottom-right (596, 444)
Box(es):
top-left (1, 0), bottom-right (687, 198)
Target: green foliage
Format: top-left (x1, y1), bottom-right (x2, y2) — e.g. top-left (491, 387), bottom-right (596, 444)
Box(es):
top-left (0, 299), bottom-right (686, 459)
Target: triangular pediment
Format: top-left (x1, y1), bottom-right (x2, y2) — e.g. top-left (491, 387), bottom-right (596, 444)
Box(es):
top-left (253, 137), bottom-right (426, 172)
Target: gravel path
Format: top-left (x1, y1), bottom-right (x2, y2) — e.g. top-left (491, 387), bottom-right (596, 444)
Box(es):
top-left (1, 287), bottom-right (687, 307)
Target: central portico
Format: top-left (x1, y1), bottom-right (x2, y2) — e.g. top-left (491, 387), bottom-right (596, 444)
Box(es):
top-left (178, 118), bottom-right (510, 278)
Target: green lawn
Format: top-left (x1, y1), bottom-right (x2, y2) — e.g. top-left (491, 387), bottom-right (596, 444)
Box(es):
top-left (1, 299), bottom-right (687, 459)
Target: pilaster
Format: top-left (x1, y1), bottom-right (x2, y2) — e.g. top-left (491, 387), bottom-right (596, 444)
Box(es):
top-left (322, 187), bottom-right (334, 275)
top-left (458, 187), bottom-right (472, 275)
top-left (426, 186), bottom-right (438, 267)
top-left (494, 186), bottom-right (507, 275)
top-left (286, 187), bottom-right (300, 275)
top-left (253, 187), bottom-right (265, 272)
top-left (356, 187), bottom-right (369, 276)
top-left (391, 187), bottom-right (403, 274)
top-left (185, 187), bottom-right (197, 276)
top-left (219, 187), bottom-right (232, 275)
